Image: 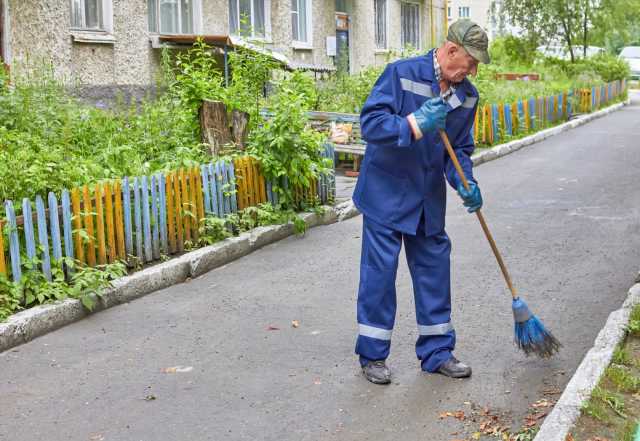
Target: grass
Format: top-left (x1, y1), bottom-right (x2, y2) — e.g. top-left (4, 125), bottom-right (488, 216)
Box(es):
top-left (571, 304), bottom-right (640, 440)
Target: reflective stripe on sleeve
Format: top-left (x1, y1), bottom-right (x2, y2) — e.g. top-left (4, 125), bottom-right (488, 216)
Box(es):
top-left (358, 324), bottom-right (393, 340)
top-left (461, 96), bottom-right (478, 108)
top-left (418, 321), bottom-right (454, 336)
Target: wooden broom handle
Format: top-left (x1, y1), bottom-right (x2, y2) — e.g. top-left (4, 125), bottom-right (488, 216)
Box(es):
top-left (438, 129), bottom-right (518, 299)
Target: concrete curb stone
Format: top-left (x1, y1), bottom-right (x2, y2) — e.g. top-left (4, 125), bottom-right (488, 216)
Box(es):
top-left (534, 283), bottom-right (640, 440)
top-left (471, 102), bottom-right (625, 167)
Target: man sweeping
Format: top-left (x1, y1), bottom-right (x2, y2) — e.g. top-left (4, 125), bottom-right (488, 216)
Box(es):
top-left (352, 19), bottom-right (490, 384)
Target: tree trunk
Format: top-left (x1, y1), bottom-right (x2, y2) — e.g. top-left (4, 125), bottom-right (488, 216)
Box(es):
top-left (231, 110), bottom-right (250, 150)
top-left (199, 100), bottom-right (232, 157)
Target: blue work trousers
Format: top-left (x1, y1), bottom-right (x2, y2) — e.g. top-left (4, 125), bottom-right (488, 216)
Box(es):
top-left (355, 215), bottom-right (455, 372)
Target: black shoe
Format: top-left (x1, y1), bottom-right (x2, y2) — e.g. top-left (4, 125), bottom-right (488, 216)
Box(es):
top-left (362, 360), bottom-right (391, 384)
top-left (436, 356), bottom-right (472, 378)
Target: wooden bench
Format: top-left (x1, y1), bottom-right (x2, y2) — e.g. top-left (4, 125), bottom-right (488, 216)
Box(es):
top-left (307, 111), bottom-right (366, 173)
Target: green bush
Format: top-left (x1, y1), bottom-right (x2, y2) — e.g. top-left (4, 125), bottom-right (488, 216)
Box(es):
top-left (551, 54), bottom-right (631, 82)
top-left (248, 72), bottom-right (331, 209)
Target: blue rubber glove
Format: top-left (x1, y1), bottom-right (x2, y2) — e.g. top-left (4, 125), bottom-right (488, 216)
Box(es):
top-left (457, 181), bottom-right (483, 213)
top-left (411, 97), bottom-right (447, 135)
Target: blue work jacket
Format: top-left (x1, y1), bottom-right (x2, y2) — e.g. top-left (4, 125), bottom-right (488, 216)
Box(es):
top-left (352, 49), bottom-right (479, 236)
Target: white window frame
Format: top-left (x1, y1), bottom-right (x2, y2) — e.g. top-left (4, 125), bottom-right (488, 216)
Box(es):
top-left (229, 0), bottom-right (272, 41)
top-left (291, 0), bottom-right (313, 49)
top-left (70, 0), bottom-right (113, 33)
top-left (458, 6), bottom-right (470, 18)
top-left (400, 2), bottom-right (420, 50)
top-left (1, 0), bottom-right (10, 64)
top-left (148, 0), bottom-right (203, 35)
top-left (374, 0), bottom-right (388, 51)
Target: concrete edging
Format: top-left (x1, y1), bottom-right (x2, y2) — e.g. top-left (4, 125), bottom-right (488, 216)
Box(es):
top-left (534, 283), bottom-right (640, 441)
top-left (0, 208), bottom-right (340, 353)
top-left (471, 101), bottom-right (626, 167)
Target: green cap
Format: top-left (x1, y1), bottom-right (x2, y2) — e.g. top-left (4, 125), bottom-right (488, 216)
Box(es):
top-left (447, 19), bottom-right (490, 64)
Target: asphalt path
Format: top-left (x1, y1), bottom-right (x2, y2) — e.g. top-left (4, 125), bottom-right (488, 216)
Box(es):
top-left (2, 93), bottom-right (640, 441)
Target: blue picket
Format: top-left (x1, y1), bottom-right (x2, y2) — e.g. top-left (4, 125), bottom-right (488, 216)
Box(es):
top-left (140, 176), bottom-right (152, 262)
top-left (201, 165), bottom-right (212, 214)
top-left (48, 192), bottom-right (63, 262)
top-left (208, 163), bottom-right (219, 217)
top-left (491, 104), bottom-right (500, 141)
top-left (35, 196), bottom-right (52, 281)
top-left (228, 161), bottom-right (238, 213)
top-left (517, 101), bottom-right (525, 132)
top-left (558, 94), bottom-right (564, 120)
top-left (5, 201), bottom-right (21, 282)
top-left (122, 177), bottom-right (133, 257)
top-left (61, 190), bottom-right (74, 262)
top-left (567, 90), bottom-right (573, 119)
top-left (22, 199), bottom-right (37, 261)
top-left (215, 162), bottom-right (224, 215)
top-left (133, 178), bottom-right (143, 261)
top-left (591, 86), bottom-right (596, 110)
top-left (528, 98), bottom-right (536, 129)
top-left (158, 174), bottom-right (168, 254)
top-left (150, 175), bottom-right (160, 260)
top-left (504, 104), bottom-right (512, 136)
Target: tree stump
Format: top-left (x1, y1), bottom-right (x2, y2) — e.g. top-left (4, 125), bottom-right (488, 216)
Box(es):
top-left (199, 100), bottom-right (232, 157)
top-left (231, 110), bottom-right (250, 150)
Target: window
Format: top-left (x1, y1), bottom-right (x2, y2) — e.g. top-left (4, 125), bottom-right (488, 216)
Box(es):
top-left (292, 0), bottom-right (312, 45)
top-left (374, 0), bottom-right (386, 49)
top-left (458, 6), bottom-right (470, 18)
top-left (229, 0), bottom-right (268, 38)
top-left (71, 0), bottom-right (104, 30)
top-left (401, 2), bottom-right (419, 49)
top-left (148, 0), bottom-right (200, 34)
top-left (447, 6), bottom-right (451, 18)
top-left (335, 0), bottom-right (347, 12)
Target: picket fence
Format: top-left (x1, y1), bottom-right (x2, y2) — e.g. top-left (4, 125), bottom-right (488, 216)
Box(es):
top-left (473, 79), bottom-right (626, 146)
top-left (0, 145), bottom-right (335, 283)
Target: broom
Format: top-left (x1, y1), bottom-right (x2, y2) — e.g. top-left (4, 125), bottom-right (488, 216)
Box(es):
top-left (438, 129), bottom-right (561, 358)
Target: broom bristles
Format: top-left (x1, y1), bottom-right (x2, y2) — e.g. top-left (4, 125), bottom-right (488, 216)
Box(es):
top-left (512, 298), bottom-right (561, 358)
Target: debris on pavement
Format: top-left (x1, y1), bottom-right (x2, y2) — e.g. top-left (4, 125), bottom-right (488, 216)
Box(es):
top-left (161, 366), bottom-right (193, 373)
top-left (292, 320), bottom-right (300, 328)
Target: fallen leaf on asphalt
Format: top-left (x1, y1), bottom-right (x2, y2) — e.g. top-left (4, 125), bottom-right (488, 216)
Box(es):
top-left (313, 379), bottom-right (322, 385)
top-left (531, 399), bottom-right (554, 408)
top-left (438, 410), bottom-right (465, 421)
top-left (472, 432), bottom-right (481, 440)
top-left (161, 366), bottom-right (193, 373)
top-left (88, 434), bottom-right (104, 441)
top-left (267, 325), bottom-right (280, 331)
top-left (144, 394), bottom-right (156, 401)
top-left (292, 320), bottom-right (300, 328)
top-left (565, 434), bottom-right (575, 441)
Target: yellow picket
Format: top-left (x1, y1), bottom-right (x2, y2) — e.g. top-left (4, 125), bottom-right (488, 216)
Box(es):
top-left (194, 167), bottom-right (205, 226)
top-left (82, 185), bottom-right (97, 267)
top-left (180, 169), bottom-right (191, 243)
top-left (189, 167), bottom-right (200, 241)
top-left (523, 99), bottom-right (530, 131)
top-left (498, 104), bottom-right (505, 138)
top-left (71, 188), bottom-right (85, 265)
top-left (173, 170), bottom-right (184, 252)
top-left (486, 105), bottom-right (494, 145)
top-left (473, 107), bottom-right (480, 141)
top-left (94, 183), bottom-right (107, 265)
top-left (104, 182), bottom-right (116, 263)
top-left (166, 173), bottom-right (176, 254)
top-left (112, 180), bottom-right (125, 261)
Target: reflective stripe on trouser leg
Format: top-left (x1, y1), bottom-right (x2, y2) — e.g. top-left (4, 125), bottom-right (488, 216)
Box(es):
top-left (403, 227), bottom-right (456, 372)
top-left (355, 216), bottom-right (402, 365)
